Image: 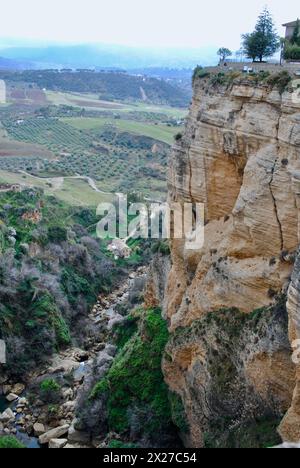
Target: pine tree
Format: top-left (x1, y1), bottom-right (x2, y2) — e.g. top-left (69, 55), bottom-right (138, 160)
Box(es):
top-left (242, 8), bottom-right (280, 62)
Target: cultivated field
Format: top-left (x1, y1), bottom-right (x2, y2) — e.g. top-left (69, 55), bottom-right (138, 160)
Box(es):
top-left (0, 81), bottom-right (187, 201)
top-left (46, 90), bottom-right (187, 119)
top-left (62, 117), bottom-right (178, 145)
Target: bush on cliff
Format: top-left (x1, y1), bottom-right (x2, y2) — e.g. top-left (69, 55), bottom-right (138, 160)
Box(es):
top-left (192, 66), bottom-right (210, 83)
top-left (267, 71), bottom-right (292, 94)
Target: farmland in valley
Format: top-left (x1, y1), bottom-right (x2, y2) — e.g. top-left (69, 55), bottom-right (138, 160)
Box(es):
top-left (62, 117), bottom-right (178, 145)
top-left (0, 71), bottom-right (188, 203)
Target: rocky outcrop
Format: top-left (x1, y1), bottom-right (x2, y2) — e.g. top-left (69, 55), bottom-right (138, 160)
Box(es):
top-left (39, 424), bottom-right (69, 445)
top-left (279, 249), bottom-right (300, 441)
top-left (162, 74), bottom-right (300, 447)
top-left (144, 253), bottom-right (171, 309)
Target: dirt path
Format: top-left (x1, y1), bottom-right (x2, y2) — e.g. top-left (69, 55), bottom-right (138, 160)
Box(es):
top-left (18, 171), bottom-right (110, 195)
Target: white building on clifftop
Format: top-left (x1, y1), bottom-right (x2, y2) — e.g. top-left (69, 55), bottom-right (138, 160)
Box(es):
top-left (283, 20), bottom-right (299, 40)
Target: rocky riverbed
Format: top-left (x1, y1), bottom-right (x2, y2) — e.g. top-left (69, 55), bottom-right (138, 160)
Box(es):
top-left (0, 266), bottom-right (147, 448)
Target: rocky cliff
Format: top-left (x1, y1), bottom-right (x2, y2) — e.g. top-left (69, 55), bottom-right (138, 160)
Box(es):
top-left (156, 72), bottom-right (300, 447)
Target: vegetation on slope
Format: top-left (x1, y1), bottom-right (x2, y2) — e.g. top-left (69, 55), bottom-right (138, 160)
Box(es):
top-left (0, 189), bottom-right (118, 378)
top-left (0, 70), bottom-right (190, 107)
top-left (82, 307), bottom-right (186, 447)
top-left (0, 436), bottom-right (26, 448)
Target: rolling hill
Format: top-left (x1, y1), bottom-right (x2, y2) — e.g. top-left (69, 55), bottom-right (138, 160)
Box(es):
top-left (0, 70), bottom-right (190, 107)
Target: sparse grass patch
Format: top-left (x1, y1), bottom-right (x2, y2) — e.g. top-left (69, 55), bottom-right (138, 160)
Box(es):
top-left (0, 436), bottom-right (26, 449)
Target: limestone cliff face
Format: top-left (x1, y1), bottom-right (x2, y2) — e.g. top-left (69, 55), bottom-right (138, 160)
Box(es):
top-left (161, 75), bottom-right (300, 447)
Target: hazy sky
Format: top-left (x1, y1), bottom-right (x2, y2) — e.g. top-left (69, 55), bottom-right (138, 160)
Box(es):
top-left (1, 0), bottom-right (299, 49)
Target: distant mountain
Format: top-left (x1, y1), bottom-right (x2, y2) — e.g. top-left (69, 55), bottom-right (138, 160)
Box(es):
top-left (0, 56), bottom-right (31, 70)
top-left (0, 43), bottom-right (217, 70)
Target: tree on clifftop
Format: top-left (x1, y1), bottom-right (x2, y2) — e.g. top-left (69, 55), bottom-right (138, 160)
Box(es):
top-left (217, 48), bottom-right (232, 62)
top-left (242, 8), bottom-right (280, 62)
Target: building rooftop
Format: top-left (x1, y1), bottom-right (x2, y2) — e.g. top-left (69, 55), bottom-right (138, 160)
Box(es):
top-left (283, 20), bottom-right (299, 27)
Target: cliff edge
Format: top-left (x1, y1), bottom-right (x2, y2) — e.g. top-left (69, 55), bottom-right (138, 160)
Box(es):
top-left (157, 71), bottom-right (300, 447)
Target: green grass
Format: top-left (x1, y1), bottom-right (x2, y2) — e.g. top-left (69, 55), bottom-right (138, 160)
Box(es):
top-left (46, 90), bottom-right (187, 119)
top-left (62, 117), bottom-right (178, 145)
top-left (0, 436), bottom-right (26, 449)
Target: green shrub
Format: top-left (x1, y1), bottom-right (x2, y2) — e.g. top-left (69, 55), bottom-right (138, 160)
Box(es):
top-left (174, 133), bottom-right (183, 141)
top-left (210, 72), bottom-right (227, 86)
top-left (113, 315), bottom-right (138, 350)
top-left (267, 71), bottom-right (292, 94)
top-left (169, 393), bottom-right (189, 433)
top-left (108, 440), bottom-right (138, 448)
top-left (151, 240), bottom-right (170, 256)
top-left (48, 226), bottom-right (68, 242)
top-left (284, 42), bottom-right (300, 61)
top-left (90, 378), bottom-right (110, 399)
top-left (40, 378), bottom-right (61, 403)
top-left (0, 436), bottom-right (26, 449)
top-left (91, 308), bottom-right (172, 436)
top-left (52, 314), bottom-right (71, 346)
top-left (192, 66), bottom-right (210, 83)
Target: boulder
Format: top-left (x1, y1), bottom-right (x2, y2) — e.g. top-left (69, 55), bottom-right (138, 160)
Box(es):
top-left (17, 397), bottom-right (28, 407)
top-left (39, 424), bottom-right (69, 445)
top-left (6, 393), bottom-right (18, 402)
top-left (0, 408), bottom-right (15, 422)
top-left (3, 385), bottom-right (11, 395)
top-left (12, 383), bottom-right (25, 395)
top-left (49, 438), bottom-right (68, 449)
top-left (0, 375), bottom-right (8, 385)
top-left (68, 423), bottom-right (90, 444)
top-left (33, 422), bottom-right (45, 436)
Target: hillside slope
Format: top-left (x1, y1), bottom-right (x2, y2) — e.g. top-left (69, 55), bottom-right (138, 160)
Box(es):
top-left (0, 70), bottom-right (190, 107)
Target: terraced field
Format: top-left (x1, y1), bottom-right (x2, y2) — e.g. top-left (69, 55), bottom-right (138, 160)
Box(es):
top-left (0, 85), bottom-right (186, 201)
top-left (0, 116), bottom-right (169, 199)
top-left (62, 117), bottom-right (178, 145)
top-left (3, 118), bottom-right (92, 154)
